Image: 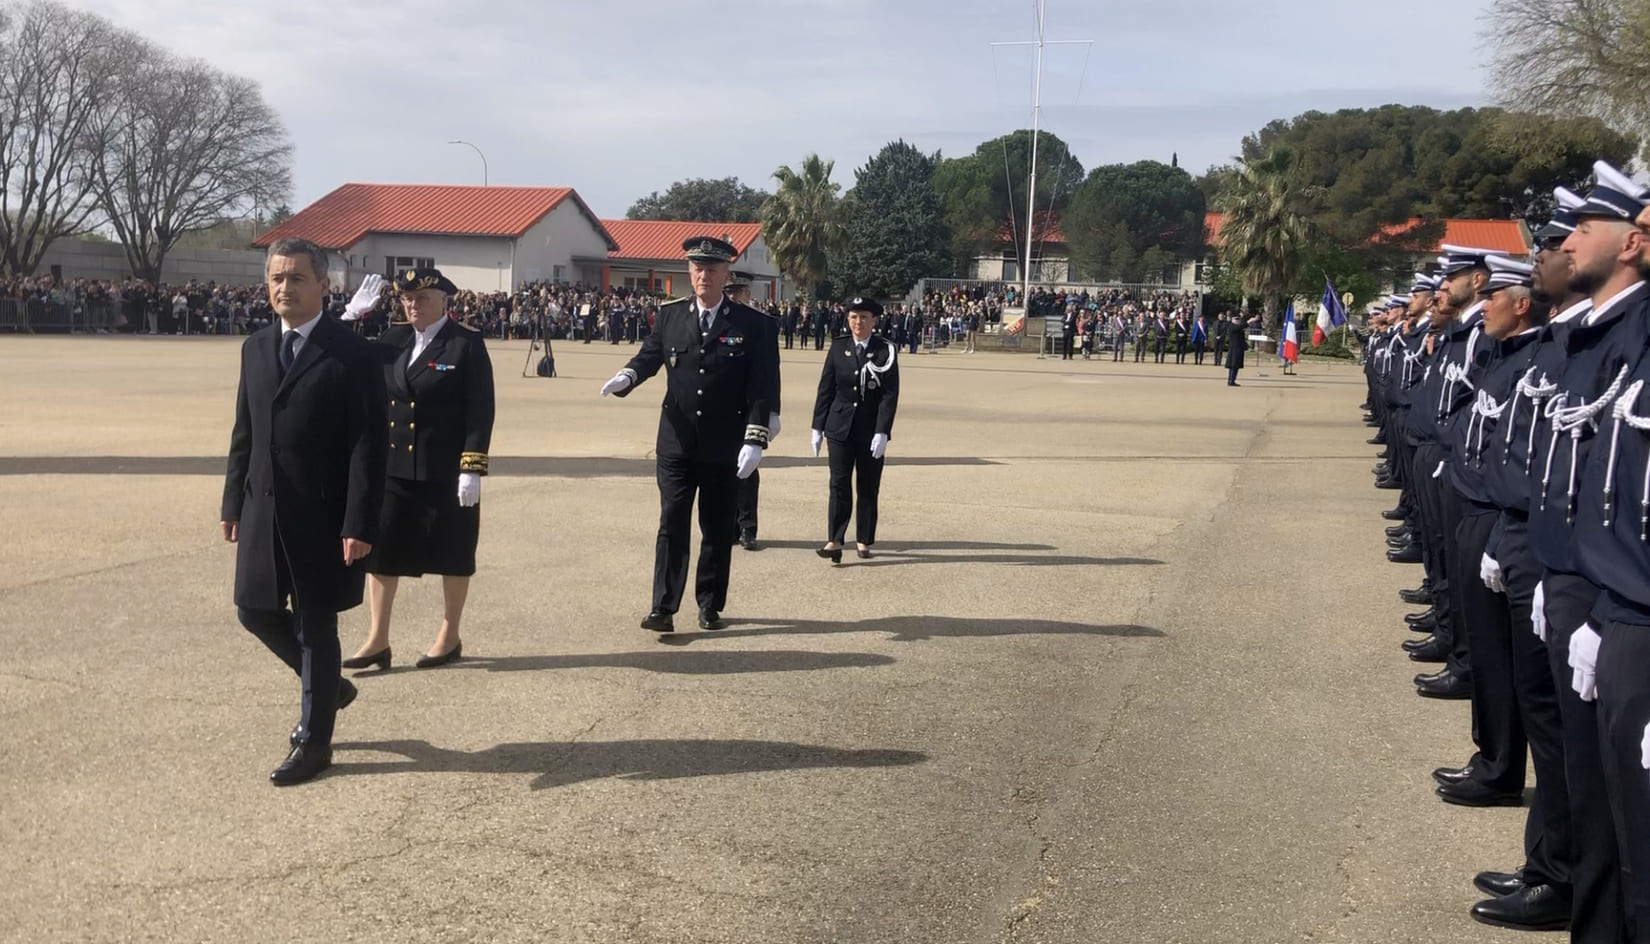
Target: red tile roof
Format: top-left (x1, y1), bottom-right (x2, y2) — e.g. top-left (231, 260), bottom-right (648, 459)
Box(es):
top-left (253, 183), bottom-right (616, 250)
top-left (995, 211), bottom-right (1065, 245)
top-left (600, 219), bottom-right (764, 262)
top-left (1204, 212), bottom-right (1530, 255)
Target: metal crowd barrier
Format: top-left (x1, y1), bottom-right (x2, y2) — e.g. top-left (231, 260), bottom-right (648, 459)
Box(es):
top-left (0, 298), bottom-right (120, 333)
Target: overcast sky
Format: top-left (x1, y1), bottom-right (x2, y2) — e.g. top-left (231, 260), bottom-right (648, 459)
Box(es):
top-left (71, 0), bottom-right (1496, 218)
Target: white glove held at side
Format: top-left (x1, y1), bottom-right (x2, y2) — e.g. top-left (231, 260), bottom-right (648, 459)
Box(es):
top-left (736, 444), bottom-right (762, 480)
top-left (1480, 553), bottom-right (1504, 594)
top-left (1570, 623), bottom-right (1602, 702)
top-left (810, 429), bottom-right (823, 457)
top-left (870, 433), bottom-right (888, 460)
top-left (457, 472), bottom-right (480, 508)
top-left (1532, 580), bottom-right (1547, 643)
top-left (600, 372), bottom-right (632, 397)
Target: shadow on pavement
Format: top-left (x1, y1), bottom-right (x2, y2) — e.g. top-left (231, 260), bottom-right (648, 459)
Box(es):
top-left (440, 649), bottom-right (894, 675)
top-left (658, 615), bottom-right (1165, 645)
top-left (329, 738), bottom-right (927, 789)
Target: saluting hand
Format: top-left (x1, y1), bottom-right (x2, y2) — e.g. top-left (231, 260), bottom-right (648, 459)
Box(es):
top-left (342, 274), bottom-right (384, 321)
top-left (342, 538), bottom-right (372, 564)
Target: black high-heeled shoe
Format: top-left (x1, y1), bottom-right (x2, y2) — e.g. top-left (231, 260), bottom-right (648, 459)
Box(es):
top-left (415, 641), bottom-right (462, 668)
top-left (816, 546), bottom-right (842, 563)
top-left (341, 647), bottom-right (391, 671)
top-left (855, 546), bottom-right (872, 559)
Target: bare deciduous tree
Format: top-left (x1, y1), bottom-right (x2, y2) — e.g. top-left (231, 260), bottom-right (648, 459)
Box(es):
top-left (87, 49), bottom-right (291, 283)
top-left (1488, 0), bottom-right (1650, 157)
top-left (0, 0), bottom-right (128, 275)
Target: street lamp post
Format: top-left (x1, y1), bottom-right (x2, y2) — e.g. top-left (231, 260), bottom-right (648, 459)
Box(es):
top-left (448, 140), bottom-right (488, 185)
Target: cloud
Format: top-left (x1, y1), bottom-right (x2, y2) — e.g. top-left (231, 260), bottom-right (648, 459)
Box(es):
top-left (65, 0), bottom-right (1495, 215)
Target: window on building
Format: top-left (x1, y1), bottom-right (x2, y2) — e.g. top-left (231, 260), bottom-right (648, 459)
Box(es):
top-left (552, 265), bottom-right (566, 282)
top-left (385, 256), bottom-right (435, 278)
top-left (1194, 258), bottom-right (1224, 285)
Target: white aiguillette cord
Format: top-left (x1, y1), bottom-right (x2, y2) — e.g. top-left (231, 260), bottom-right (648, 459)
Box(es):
top-left (1510, 367), bottom-right (1557, 470)
top-left (1601, 379), bottom-right (1650, 536)
top-left (1466, 387), bottom-right (1506, 468)
top-left (1540, 364), bottom-right (1630, 522)
top-left (860, 342), bottom-right (895, 388)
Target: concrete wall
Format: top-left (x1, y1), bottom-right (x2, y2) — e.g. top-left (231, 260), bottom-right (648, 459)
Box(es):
top-left (514, 200), bottom-right (614, 286)
top-left (35, 238), bottom-right (267, 285)
top-left (342, 233), bottom-right (516, 293)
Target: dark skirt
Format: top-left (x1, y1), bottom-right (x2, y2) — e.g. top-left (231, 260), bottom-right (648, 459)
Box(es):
top-left (366, 476), bottom-right (480, 577)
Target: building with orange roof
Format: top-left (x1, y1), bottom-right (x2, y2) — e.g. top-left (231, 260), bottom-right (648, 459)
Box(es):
top-left (598, 219), bottom-right (783, 300)
top-left (254, 183), bottom-right (618, 292)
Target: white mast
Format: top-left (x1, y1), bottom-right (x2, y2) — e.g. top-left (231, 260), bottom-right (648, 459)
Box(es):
top-left (993, 1), bottom-right (1090, 316)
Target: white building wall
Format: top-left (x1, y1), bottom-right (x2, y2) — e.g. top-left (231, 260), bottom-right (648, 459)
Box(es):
top-left (514, 200), bottom-right (614, 286)
top-left (341, 234), bottom-right (517, 293)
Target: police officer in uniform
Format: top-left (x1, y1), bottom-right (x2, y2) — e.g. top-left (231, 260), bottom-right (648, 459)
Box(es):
top-left (726, 271), bottom-right (782, 550)
top-left (811, 297), bottom-right (900, 562)
top-left (600, 237), bottom-right (779, 632)
top-left (342, 267), bottom-right (495, 670)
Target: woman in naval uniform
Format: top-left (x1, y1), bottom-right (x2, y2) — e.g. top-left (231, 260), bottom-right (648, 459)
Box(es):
top-left (342, 267), bottom-right (495, 669)
top-left (810, 296), bottom-right (900, 562)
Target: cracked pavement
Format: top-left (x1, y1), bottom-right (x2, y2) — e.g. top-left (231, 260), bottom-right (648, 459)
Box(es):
top-left (1, 338), bottom-right (1537, 942)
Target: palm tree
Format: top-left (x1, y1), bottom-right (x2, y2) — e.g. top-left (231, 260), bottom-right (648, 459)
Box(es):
top-left (1215, 147), bottom-right (1315, 333)
top-left (761, 154), bottom-right (844, 297)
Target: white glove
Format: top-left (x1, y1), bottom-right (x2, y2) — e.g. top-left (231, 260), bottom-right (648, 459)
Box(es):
top-left (871, 433), bottom-right (888, 460)
top-left (457, 472), bottom-right (480, 508)
top-left (768, 412), bottom-right (782, 440)
top-left (1480, 553), bottom-right (1504, 594)
top-left (342, 274), bottom-right (384, 321)
top-left (1570, 623), bottom-right (1602, 702)
top-left (1532, 580), bottom-right (1547, 643)
top-left (810, 429), bottom-right (823, 457)
top-left (600, 372), bottom-right (632, 397)
top-left (736, 444), bottom-right (762, 480)
top-left (1641, 722), bottom-right (1650, 769)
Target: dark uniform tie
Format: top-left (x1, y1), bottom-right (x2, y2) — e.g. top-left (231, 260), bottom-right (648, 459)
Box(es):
top-left (279, 329), bottom-right (299, 373)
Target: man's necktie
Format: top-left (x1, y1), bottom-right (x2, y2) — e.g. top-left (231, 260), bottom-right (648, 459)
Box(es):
top-left (700, 308), bottom-right (713, 337)
top-left (279, 330), bottom-right (299, 373)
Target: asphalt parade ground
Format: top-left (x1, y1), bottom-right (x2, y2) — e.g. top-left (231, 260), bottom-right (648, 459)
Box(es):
top-left (1, 336), bottom-right (1548, 943)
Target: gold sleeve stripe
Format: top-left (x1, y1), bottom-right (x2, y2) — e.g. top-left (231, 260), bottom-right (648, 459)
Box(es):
top-left (459, 451), bottom-right (489, 475)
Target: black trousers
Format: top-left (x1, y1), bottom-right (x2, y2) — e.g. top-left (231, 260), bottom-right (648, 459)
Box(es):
top-left (1412, 443), bottom-right (1468, 679)
top-left (1175, 340), bottom-right (1187, 363)
top-left (736, 468), bottom-right (759, 537)
top-left (1154, 337), bottom-right (1167, 362)
top-left (653, 456), bottom-right (737, 615)
top-left (827, 437), bottom-right (884, 546)
top-left (1112, 339), bottom-right (1124, 362)
top-left (1134, 337), bottom-right (1147, 362)
top-left (1061, 337), bottom-right (1074, 359)
top-left (1458, 508), bottom-right (1530, 793)
top-left (813, 329), bottom-right (825, 350)
top-left (1544, 571), bottom-right (1625, 943)
top-left (1193, 340), bottom-right (1206, 365)
top-left (1598, 619), bottom-right (1650, 939)
top-left (783, 330), bottom-right (794, 349)
top-left (238, 603), bottom-right (341, 746)
top-left (1227, 361), bottom-right (1239, 385)
top-left (1214, 341), bottom-right (1225, 366)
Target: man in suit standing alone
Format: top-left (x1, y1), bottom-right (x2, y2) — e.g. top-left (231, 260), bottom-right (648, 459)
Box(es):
top-left (220, 237), bottom-right (387, 785)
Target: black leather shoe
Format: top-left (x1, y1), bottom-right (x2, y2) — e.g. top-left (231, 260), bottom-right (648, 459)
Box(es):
top-left (1438, 779), bottom-right (1524, 807)
top-left (816, 546), bottom-right (843, 563)
top-left (270, 744), bottom-right (332, 786)
top-left (1388, 544), bottom-right (1422, 563)
top-left (1368, 434), bottom-right (1386, 445)
top-left (337, 678), bottom-right (358, 711)
top-left (739, 531), bottom-right (758, 551)
top-left (641, 611), bottom-right (675, 633)
top-left (698, 609), bottom-right (725, 631)
top-left (1433, 763), bottom-right (1475, 786)
top-left (1376, 477), bottom-right (1402, 490)
top-left (1386, 524), bottom-right (1410, 539)
top-left (856, 546), bottom-right (872, 559)
top-left (1405, 607), bottom-right (1436, 626)
top-left (1399, 586), bottom-right (1431, 604)
top-left (1473, 869), bottom-right (1525, 898)
top-left (1408, 613), bottom-right (1438, 634)
top-left (415, 641), bottom-right (462, 668)
top-left (1417, 670), bottom-right (1472, 699)
top-left (341, 647), bottom-right (391, 671)
top-left (1408, 637), bottom-right (1448, 662)
top-left (1470, 884), bottom-right (1569, 931)
top-left (1382, 506), bottom-right (1410, 521)
top-left (1373, 463), bottom-right (1392, 477)
top-left (1401, 634), bottom-right (1433, 653)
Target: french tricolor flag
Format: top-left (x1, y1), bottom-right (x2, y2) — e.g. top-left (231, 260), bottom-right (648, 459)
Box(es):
top-left (1314, 278), bottom-right (1346, 345)
top-left (1281, 302), bottom-right (1299, 363)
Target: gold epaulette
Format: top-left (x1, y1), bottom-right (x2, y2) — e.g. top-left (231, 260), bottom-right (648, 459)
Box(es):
top-left (459, 452), bottom-right (489, 475)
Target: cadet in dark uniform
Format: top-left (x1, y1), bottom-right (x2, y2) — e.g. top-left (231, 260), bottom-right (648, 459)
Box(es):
top-left (600, 237), bottom-right (779, 632)
top-left (811, 297), bottom-right (900, 562)
top-left (727, 271), bottom-right (782, 550)
top-left (342, 268), bottom-right (495, 670)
